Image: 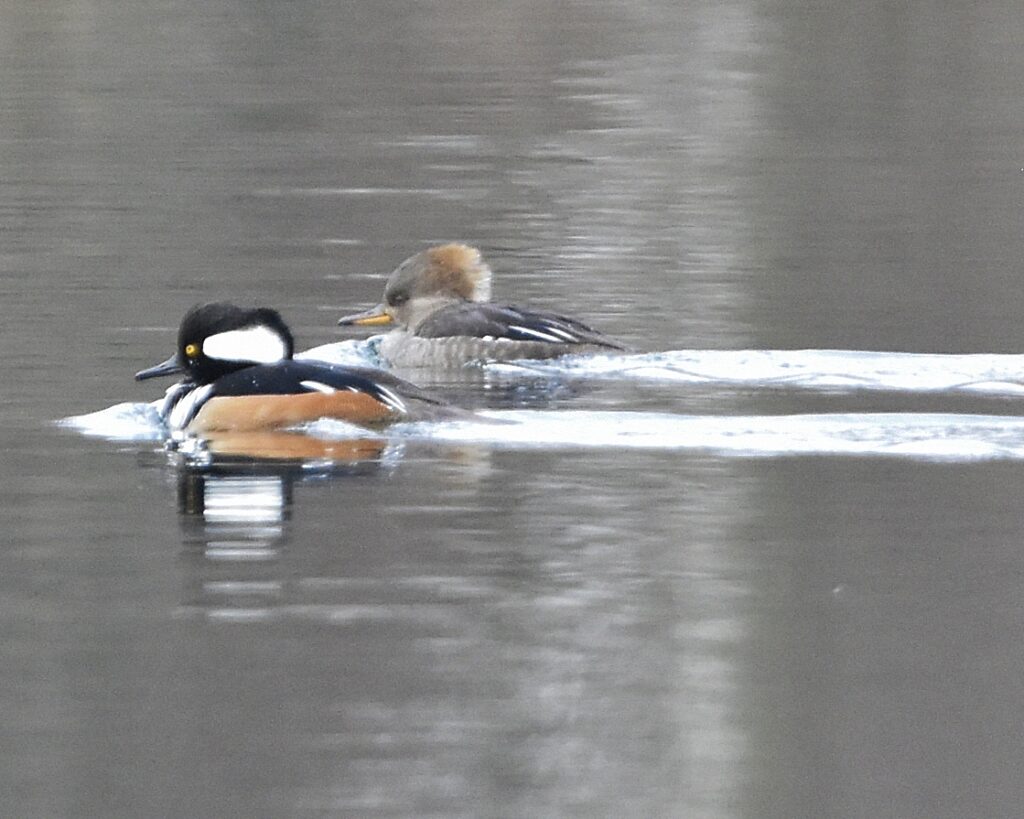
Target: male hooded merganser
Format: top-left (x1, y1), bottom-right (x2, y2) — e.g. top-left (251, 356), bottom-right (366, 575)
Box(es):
top-left (136, 302), bottom-right (465, 432)
top-left (337, 244), bottom-right (626, 367)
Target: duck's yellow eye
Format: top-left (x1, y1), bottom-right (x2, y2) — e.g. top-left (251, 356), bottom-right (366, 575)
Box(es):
top-left (184, 343), bottom-right (199, 358)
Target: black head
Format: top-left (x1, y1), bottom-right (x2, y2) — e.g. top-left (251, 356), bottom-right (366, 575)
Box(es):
top-left (135, 302), bottom-right (295, 385)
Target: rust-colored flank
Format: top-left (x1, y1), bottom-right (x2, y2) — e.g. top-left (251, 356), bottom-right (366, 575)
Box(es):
top-left (189, 392), bottom-right (397, 433)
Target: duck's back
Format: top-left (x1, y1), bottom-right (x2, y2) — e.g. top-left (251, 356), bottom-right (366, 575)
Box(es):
top-left (381, 302), bottom-right (624, 367)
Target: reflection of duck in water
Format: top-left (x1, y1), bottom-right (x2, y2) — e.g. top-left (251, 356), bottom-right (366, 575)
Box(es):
top-left (176, 439), bottom-right (391, 578)
top-left (176, 457), bottom-right (377, 552)
top-left (174, 449), bottom-right (400, 618)
top-left (178, 465), bottom-right (292, 551)
top-left (193, 430), bottom-right (387, 462)
top-left (136, 302), bottom-right (473, 434)
top-left (177, 464), bottom-right (296, 615)
top-left (337, 244), bottom-right (626, 367)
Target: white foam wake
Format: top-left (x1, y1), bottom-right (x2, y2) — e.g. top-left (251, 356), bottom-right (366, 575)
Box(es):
top-left (310, 411), bottom-right (1024, 462)
top-left (61, 401), bottom-right (1024, 461)
top-left (488, 349), bottom-right (1024, 396)
top-left (58, 401), bottom-right (167, 440)
top-left (299, 339), bottom-right (381, 368)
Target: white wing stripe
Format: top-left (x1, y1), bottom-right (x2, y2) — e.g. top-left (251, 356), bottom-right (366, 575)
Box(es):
top-left (508, 324), bottom-right (564, 343)
top-left (299, 380), bottom-right (336, 394)
top-left (374, 386), bottom-right (407, 413)
top-left (542, 326), bottom-right (579, 341)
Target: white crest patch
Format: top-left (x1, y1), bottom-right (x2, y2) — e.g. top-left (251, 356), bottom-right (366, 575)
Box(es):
top-left (203, 325), bottom-right (288, 364)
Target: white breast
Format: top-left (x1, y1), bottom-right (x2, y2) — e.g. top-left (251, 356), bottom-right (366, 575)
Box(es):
top-left (166, 384), bottom-right (214, 430)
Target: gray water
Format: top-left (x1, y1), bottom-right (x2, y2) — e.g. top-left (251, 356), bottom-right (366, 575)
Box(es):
top-left (4, 2), bottom-right (1024, 817)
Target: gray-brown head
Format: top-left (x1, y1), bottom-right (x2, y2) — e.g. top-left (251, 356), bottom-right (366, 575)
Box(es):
top-left (338, 244), bottom-right (493, 332)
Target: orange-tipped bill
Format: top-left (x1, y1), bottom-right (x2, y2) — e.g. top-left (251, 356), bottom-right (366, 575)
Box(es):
top-left (337, 304), bottom-right (393, 327)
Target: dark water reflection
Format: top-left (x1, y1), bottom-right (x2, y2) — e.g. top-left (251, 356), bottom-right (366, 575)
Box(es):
top-left (3, 0), bottom-right (1024, 817)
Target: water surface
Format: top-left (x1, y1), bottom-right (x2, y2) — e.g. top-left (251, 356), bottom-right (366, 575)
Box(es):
top-left (3, 1), bottom-right (1024, 817)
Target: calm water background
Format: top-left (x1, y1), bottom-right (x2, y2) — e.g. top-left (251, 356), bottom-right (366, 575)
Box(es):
top-left (3, 2), bottom-right (1024, 817)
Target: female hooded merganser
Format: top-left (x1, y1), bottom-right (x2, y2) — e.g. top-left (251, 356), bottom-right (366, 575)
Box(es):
top-left (337, 244), bottom-right (626, 367)
top-left (136, 302), bottom-right (465, 433)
